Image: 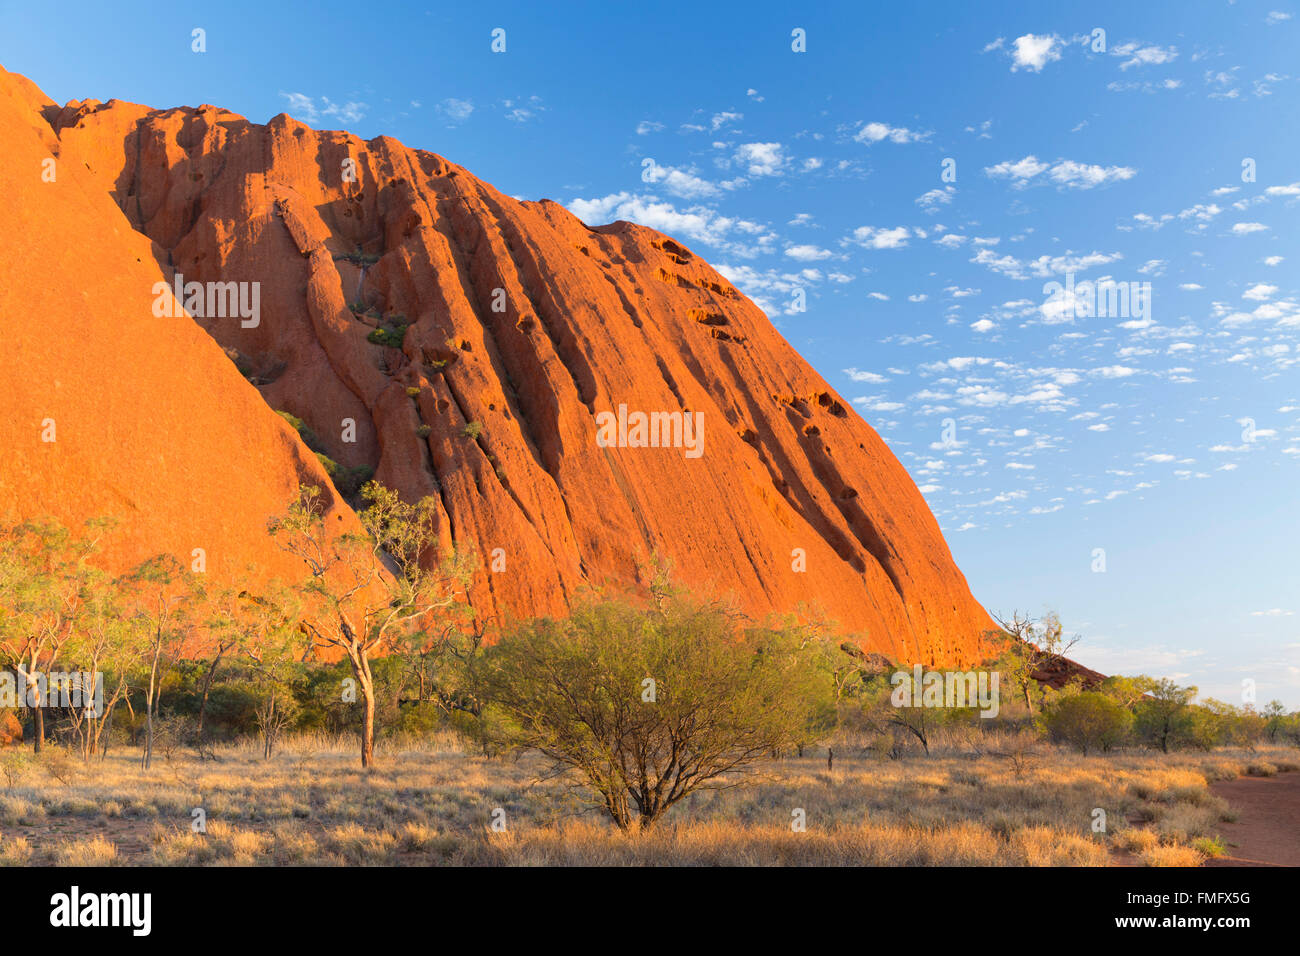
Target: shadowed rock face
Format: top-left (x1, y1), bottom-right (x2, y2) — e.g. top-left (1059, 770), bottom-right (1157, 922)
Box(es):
top-left (0, 66), bottom-right (360, 592)
top-left (5, 66), bottom-right (997, 665)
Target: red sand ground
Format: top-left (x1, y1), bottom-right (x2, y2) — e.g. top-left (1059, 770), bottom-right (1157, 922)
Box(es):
top-left (1206, 771), bottom-right (1300, 867)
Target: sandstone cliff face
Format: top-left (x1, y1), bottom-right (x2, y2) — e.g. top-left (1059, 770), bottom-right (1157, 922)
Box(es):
top-left (6, 68), bottom-right (996, 665)
top-left (0, 67), bottom-right (360, 589)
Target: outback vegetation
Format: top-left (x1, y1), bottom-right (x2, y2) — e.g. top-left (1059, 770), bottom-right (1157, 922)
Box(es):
top-left (1, 486), bottom-right (1298, 866)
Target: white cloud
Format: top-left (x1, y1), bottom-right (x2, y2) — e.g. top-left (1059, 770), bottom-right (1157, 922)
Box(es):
top-left (710, 111), bottom-right (743, 131)
top-left (916, 187), bottom-right (955, 212)
top-left (971, 247), bottom-right (1123, 280)
top-left (1010, 34), bottom-right (1062, 72)
top-left (641, 163), bottom-right (720, 199)
top-left (501, 95), bottom-right (545, 123)
top-left (1232, 222), bottom-right (1269, 234)
top-left (985, 155), bottom-right (1136, 189)
top-left (566, 192), bottom-right (770, 255)
top-left (1244, 283), bottom-right (1279, 300)
top-left (785, 244), bottom-right (833, 262)
top-left (855, 122), bottom-right (929, 144)
top-left (845, 226), bottom-right (915, 250)
top-left (1112, 42), bottom-right (1178, 70)
top-left (735, 142), bottom-right (786, 176)
top-left (435, 98), bottom-right (474, 123)
top-left (279, 92), bottom-right (368, 125)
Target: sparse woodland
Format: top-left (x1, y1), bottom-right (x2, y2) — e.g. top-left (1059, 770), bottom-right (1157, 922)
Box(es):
top-left (1, 485), bottom-right (1298, 866)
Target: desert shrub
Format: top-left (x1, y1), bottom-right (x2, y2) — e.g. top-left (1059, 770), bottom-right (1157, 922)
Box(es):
top-left (478, 592), bottom-right (827, 830)
top-left (367, 325), bottom-right (407, 348)
top-left (1192, 836), bottom-right (1228, 858)
top-left (1044, 692), bottom-right (1132, 755)
top-left (0, 749), bottom-right (33, 788)
top-left (1140, 843), bottom-right (1204, 867)
top-left (461, 421), bottom-right (484, 440)
top-left (416, 424), bottom-right (432, 438)
top-left (336, 251), bottom-right (380, 267)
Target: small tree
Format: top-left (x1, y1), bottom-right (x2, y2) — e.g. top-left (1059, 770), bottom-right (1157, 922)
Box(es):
top-left (990, 610), bottom-right (1078, 717)
top-left (238, 585), bottom-right (303, 760)
top-left (268, 483), bottom-right (472, 768)
top-left (123, 554), bottom-right (195, 771)
top-left (1044, 691), bottom-right (1133, 754)
top-left (1133, 677), bottom-right (1198, 753)
top-left (0, 518), bottom-right (107, 753)
top-left (64, 567), bottom-right (133, 762)
top-left (1263, 700), bottom-right (1289, 743)
top-left (479, 592), bottom-right (826, 830)
top-left (854, 671), bottom-right (934, 757)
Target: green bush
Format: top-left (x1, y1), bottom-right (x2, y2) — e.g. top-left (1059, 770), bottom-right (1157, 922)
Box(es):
top-left (477, 592), bottom-right (827, 830)
top-left (367, 325), bottom-right (407, 348)
top-left (1044, 691), bottom-right (1133, 754)
top-left (335, 251), bottom-right (381, 267)
top-left (461, 421), bottom-right (484, 440)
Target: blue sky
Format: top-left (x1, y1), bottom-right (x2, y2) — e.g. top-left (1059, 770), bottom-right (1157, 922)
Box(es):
top-left (3, 0), bottom-right (1297, 705)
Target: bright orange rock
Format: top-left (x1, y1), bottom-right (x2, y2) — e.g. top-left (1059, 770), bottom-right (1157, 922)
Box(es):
top-left (2, 66), bottom-right (998, 666)
top-left (0, 66), bottom-right (360, 592)
top-left (0, 710), bottom-right (21, 747)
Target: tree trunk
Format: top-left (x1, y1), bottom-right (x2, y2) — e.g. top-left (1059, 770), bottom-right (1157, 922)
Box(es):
top-left (344, 644), bottom-right (377, 769)
top-left (23, 663), bottom-right (44, 755)
top-left (196, 645), bottom-right (226, 744)
top-left (360, 677), bottom-right (375, 768)
top-left (32, 702), bottom-right (44, 755)
top-left (142, 648), bottom-right (159, 771)
top-left (143, 705), bottom-right (154, 770)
